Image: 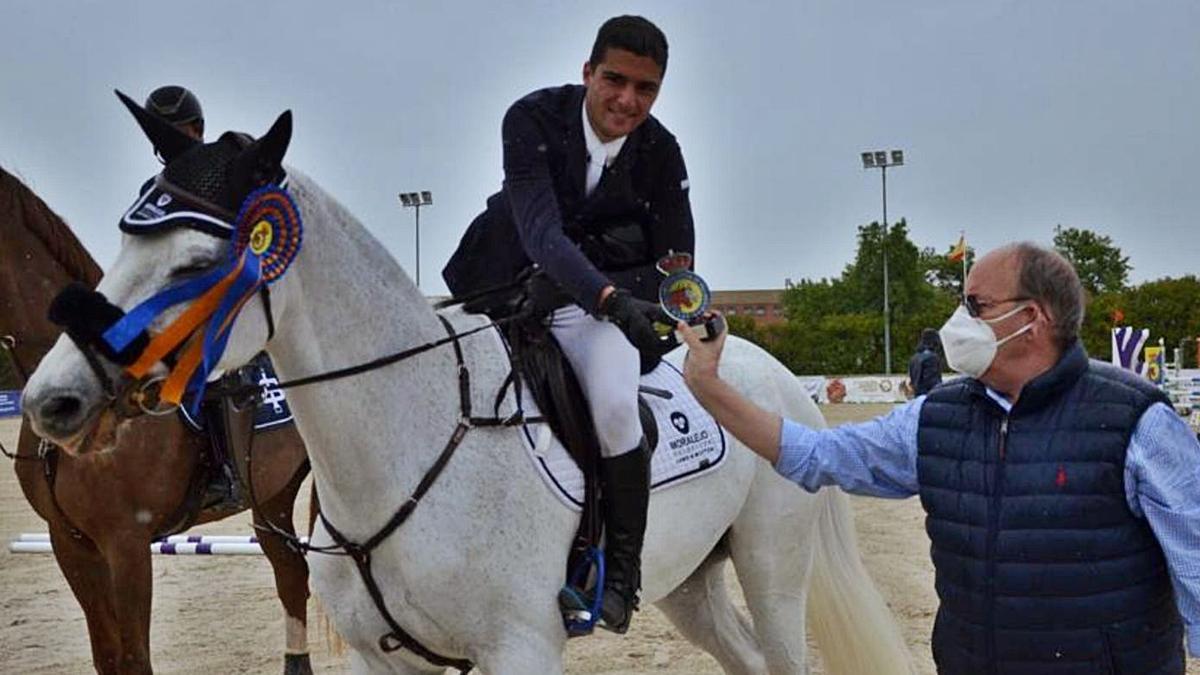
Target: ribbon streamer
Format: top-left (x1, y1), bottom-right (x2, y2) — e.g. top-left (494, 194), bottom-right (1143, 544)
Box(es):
top-left (101, 184), bottom-right (303, 413)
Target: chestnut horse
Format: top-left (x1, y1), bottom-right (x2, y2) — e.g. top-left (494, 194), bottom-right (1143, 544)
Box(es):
top-left (0, 166), bottom-right (314, 675)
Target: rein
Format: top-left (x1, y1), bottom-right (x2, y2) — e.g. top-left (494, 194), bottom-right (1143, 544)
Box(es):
top-left (0, 335), bottom-right (38, 462)
top-left (0, 335), bottom-right (90, 539)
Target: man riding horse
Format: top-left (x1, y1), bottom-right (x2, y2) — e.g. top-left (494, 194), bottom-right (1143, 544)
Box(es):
top-left (443, 15), bottom-right (694, 633)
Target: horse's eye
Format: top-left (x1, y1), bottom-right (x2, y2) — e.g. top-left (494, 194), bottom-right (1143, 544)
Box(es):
top-left (170, 261), bottom-right (216, 279)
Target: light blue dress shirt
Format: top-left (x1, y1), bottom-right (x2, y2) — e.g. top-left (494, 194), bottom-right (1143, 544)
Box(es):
top-left (776, 395), bottom-right (1200, 657)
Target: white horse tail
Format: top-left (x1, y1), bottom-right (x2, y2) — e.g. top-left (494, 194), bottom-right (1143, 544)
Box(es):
top-left (806, 487), bottom-right (916, 675)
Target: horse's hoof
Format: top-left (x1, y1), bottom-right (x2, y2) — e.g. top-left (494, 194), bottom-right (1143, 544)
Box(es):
top-left (283, 653), bottom-right (313, 675)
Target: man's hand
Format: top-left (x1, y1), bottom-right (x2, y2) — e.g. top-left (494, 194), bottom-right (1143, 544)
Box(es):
top-left (678, 317), bottom-right (726, 388)
top-left (678, 314), bottom-right (783, 463)
top-left (600, 288), bottom-right (672, 354)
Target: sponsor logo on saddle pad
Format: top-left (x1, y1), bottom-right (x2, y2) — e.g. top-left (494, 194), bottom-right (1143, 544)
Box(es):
top-left (180, 353), bottom-right (294, 433)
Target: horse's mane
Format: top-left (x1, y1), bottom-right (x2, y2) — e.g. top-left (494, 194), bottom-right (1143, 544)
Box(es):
top-left (0, 166), bottom-right (102, 287)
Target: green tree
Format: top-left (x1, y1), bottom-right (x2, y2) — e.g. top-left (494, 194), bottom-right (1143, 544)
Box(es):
top-left (725, 314), bottom-right (765, 348)
top-left (919, 244), bottom-right (975, 298)
top-left (1053, 225), bottom-right (1131, 295)
top-left (773, 219), bottom-right (957, 374)
top-left (1078, 277), bottom-right (1200, 368)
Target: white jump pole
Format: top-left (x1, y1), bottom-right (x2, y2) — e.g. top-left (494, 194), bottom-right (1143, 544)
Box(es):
top-left (9, 534), bottom-right (308, 556)
top-left (16, 532), bottom-right (275, 544)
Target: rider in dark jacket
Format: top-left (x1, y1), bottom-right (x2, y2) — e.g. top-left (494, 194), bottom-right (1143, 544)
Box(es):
top-left (443, 16), bottom-right (694, 633)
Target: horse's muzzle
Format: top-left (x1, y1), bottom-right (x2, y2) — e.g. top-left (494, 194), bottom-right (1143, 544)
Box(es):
top-left (23, 384), bottom-right (103, 447)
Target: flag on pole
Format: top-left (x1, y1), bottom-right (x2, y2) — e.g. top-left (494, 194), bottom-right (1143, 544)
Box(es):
top-left (947, 234), bottom-right (967, 262)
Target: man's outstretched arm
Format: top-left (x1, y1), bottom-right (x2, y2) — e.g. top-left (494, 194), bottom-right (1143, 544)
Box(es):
top-left (679, 321), bottom-right (920, 498)
top-left (681, 340), bottom-right (784, 462)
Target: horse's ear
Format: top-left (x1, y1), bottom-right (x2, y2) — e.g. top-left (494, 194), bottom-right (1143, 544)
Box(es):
top-left (232, 111), bottom-right (292, 191)
top-left (114, 89), bottom-right (197, 164)
top-left (258, 110), bottom-right (292, 168)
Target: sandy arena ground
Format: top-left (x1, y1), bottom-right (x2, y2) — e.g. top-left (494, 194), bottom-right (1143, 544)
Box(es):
top-left (1, 407), bottom-right (1195, 674)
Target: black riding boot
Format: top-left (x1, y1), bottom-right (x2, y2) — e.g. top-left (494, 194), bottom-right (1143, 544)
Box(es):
top-left (598, 439), bottom-right (651, 633)
top-left (199, 394), bottom-right (249, 512)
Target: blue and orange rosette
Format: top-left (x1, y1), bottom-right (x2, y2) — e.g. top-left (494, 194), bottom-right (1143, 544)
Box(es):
top-left (103, 185), bottom-right (302, 414)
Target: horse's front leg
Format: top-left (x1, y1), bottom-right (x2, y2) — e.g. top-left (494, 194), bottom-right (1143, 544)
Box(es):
top-left (48, 525), bottom-right (124, 674)
top-left (253, 480), bottom-right (313, 674)
top-left (100, 534), bottom-right (154, 675)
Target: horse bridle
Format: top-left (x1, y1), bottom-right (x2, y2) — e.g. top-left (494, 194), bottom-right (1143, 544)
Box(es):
top-left (52, 171), bottom-right (281, 422)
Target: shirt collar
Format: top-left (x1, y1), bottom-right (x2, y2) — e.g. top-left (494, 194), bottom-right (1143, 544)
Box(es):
top-left (985, 387), bottom-right (1013, 413)
top-left (581, 99), bottom-right (627, 167)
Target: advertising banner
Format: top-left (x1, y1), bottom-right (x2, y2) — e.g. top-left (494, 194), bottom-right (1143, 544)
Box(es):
top-left (0, 390), bottom-right (21, 418)
top-left (1111, 327), bottom-right (1150, 373)
top-left (1145, 346), bottom-right (1165, 385)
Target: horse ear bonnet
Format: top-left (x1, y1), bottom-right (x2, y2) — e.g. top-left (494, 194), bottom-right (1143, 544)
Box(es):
top-left (161, 135), bottom-right (245, 205)
top-left (120, 133), bottom-right (283, 239)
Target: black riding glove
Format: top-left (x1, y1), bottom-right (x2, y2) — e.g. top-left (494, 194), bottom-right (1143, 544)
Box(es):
top-left (600, 288), bottom-right (673, 355)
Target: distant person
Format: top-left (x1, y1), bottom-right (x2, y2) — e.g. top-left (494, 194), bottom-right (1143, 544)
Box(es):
top-left (907, 328), bottom-right (943, 397)
top-left (143, 84), bottom-right (244, 511)
top-left (442, 15), bottom-right (694, 633)
top-left (144, 85), bottom-right (204, 142)
top-left (681, 242), bottom-right (1200, 673)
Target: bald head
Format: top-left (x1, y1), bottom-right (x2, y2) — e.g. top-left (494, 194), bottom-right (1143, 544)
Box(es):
top-left (968, 242), bottom-right (1084, 349)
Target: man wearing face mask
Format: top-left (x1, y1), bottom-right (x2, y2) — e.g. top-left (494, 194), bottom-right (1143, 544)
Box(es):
top-left (680, 242), bottom-right (1200, 674)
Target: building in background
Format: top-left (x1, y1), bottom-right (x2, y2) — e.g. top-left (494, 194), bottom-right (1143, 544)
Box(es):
top-left (711, 289), bottom-right (786, 326)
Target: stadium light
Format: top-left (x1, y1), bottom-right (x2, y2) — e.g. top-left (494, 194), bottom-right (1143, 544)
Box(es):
top-left (859, 148), bottom-right (906, 374)
top-left (399, 190), bottom-right (433, 288)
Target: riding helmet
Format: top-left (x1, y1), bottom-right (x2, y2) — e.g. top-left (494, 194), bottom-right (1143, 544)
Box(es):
top-left (144, 85), bottom-right (204, 133)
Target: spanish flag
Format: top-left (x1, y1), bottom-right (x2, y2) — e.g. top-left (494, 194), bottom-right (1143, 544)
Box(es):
top-left (947, 234), bottom-right (967, 262)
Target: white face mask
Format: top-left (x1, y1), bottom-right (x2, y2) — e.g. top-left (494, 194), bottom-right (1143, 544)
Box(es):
top-left (938, 303), bottom-right (1034, 379)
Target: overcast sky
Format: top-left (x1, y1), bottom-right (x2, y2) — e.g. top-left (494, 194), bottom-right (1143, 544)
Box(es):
top-left (2, 1), bottom-right (1197, 295)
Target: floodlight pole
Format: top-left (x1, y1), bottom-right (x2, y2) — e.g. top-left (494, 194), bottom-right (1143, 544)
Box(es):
top-left (861, 149), bottom-right (904, 375)
top-left (399, 191), bottom-right (433, 288)
top-left (881, 164), bottom-right (891, 375)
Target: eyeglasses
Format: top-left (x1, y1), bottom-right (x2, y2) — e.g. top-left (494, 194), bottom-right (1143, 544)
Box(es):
top-left (964, 295), bottom-right (1029, 319)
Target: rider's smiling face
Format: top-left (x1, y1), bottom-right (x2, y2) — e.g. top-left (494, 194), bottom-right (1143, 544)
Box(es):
top-left (583, 48), bottom-right (663, 143)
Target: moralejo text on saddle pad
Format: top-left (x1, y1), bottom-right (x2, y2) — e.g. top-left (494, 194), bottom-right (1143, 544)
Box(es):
top-left (442, 308), bottom-right (727, 512)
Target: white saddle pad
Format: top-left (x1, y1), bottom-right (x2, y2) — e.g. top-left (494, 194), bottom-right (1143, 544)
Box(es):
top-left (439, 307), bottom-right (727, 512)
top-left (519, 360), bottom-right (727, 511)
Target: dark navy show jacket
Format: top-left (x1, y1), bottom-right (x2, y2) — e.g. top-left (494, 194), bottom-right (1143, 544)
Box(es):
top-left (443, 84), bottom-right (694, 311)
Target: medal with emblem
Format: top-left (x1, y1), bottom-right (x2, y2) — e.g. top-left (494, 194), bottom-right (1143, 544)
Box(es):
top-left (657, 251), bottom-right (711, 324)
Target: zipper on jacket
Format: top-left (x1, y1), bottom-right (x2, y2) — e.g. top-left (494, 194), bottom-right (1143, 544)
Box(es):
top-left (985, 415), bottom-right (1011, 673)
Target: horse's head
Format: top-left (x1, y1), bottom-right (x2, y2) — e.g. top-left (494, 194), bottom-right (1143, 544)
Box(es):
top-left (24, 90), bottom-right (295, 451)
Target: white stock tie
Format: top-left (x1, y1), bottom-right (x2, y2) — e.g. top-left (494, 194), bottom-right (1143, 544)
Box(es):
top-left (585, 152), bottom-right (606, 197)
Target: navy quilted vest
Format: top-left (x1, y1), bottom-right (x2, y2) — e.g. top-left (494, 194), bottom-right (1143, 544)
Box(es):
top-left (918, 341), bottom-right (1183, 675)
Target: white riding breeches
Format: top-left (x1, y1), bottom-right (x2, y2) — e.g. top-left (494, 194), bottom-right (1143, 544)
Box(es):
top-left (549, 305), bottom-right (643, 458)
